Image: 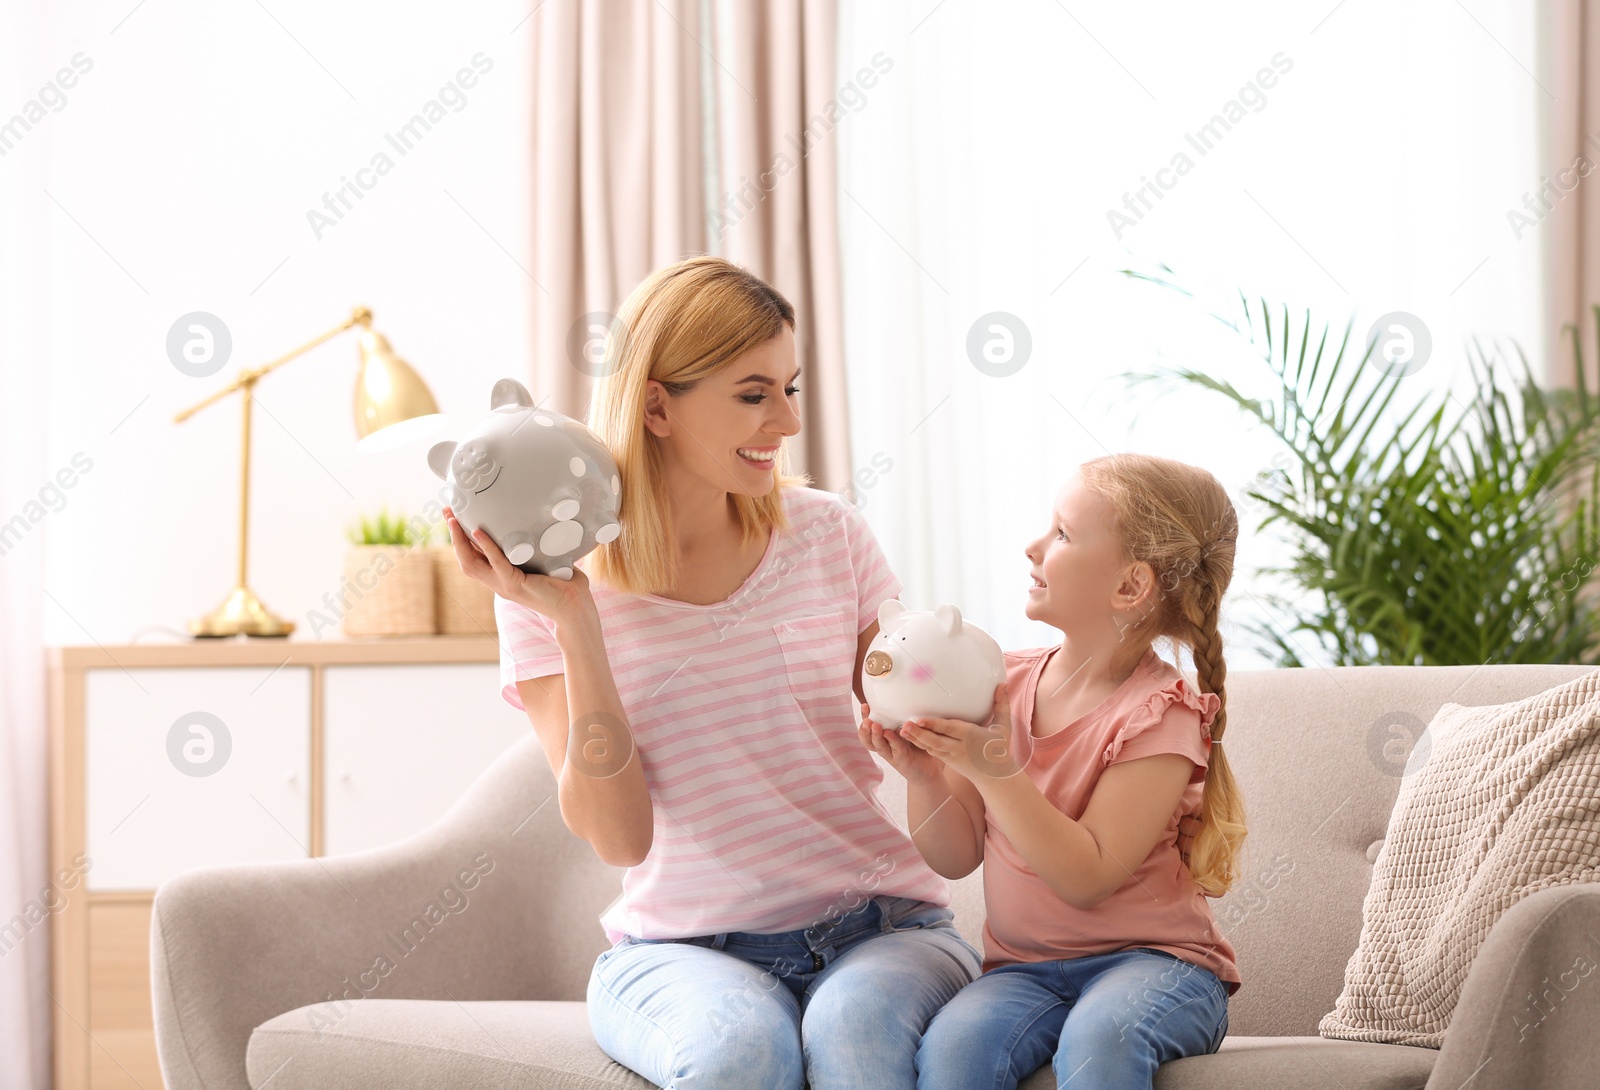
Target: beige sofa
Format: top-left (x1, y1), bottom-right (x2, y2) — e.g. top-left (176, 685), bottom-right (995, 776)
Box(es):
top-left (150, 662), bottom-right (1600, 1090)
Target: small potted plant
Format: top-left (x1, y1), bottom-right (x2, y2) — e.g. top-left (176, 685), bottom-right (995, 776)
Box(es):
top-left (341, 509), bottom-right (436, 637)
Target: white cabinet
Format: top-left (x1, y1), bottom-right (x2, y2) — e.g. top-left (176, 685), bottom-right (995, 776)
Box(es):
top-left (55, 637), bottom-right (511, 1090)
top-left (85, 666), bottom-right (312, 890)
top-left (321, 663), bottom-right (529, 855)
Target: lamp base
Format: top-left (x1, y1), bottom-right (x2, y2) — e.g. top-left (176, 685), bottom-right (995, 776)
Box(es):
top-left (189, 585), bottom-right (296, 638)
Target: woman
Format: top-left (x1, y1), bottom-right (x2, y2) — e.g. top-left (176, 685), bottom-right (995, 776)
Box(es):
top-left (444, 255), bottom-right (981, 1090)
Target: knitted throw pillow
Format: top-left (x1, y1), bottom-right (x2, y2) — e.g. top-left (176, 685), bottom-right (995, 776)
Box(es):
top-left (1319, 670), bottom-right (1600, 1048)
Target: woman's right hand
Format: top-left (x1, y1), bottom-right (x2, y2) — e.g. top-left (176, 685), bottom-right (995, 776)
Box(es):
top-left (859, 702), bottom-right (945, 788)
top-left (443, 506), bottom-right (598, 631)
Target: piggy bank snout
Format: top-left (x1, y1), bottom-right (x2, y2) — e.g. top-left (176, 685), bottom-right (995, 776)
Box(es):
top-left (864, 650), bottom-right (894, 677)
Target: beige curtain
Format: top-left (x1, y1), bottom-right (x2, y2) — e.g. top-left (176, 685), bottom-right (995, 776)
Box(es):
top-left (711, 0), bottom-right (852, 492)
top-left (1545, 0), bottom-right (1600, 388)
top-left (529, 0), bottom-right (852, 490)
top-left (529, 0), bottom-right (706, 412)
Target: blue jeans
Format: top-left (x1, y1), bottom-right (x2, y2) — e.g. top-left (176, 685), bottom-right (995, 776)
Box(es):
top-left (587, 894), bottom-right (983, 1090)
top-left (915, 948), bottom-right (1229, 1090)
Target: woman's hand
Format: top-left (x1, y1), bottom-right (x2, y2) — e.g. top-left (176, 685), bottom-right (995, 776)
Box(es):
top-left (443, 506), bottom-right (598, 631)
top-left (858, 702), bottom-right (945, 788)
top-left (899, 683), bottom-right (1022, 783)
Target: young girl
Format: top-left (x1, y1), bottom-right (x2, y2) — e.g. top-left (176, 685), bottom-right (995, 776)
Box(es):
top-left (861, 453), bottom-right (1245, 1090)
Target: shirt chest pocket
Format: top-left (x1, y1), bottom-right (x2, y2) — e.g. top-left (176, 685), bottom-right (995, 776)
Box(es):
top-left (774, 611), bottom-right (857, 715)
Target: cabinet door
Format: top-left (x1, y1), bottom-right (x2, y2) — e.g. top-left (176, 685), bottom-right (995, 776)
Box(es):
top-left (322, 664), bottom-right (529, 856)
top-left (85, 666), bottom-right (312, 890)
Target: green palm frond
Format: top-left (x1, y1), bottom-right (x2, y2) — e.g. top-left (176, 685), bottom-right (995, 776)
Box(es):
top-left (1121, 276), bottom-right (1600, 666)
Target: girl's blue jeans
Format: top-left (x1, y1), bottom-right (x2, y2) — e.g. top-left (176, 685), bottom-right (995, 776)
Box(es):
top-left (915, 947), bottom-right (1230, 1090)
top-left (586, 893), bottom-right (982, 1090)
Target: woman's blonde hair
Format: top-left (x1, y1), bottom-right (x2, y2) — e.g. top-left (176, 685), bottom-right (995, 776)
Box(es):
top-left (1078, 453), bottom-right (1246, 898)
top-left (583, 256), bottom-right (810, 596)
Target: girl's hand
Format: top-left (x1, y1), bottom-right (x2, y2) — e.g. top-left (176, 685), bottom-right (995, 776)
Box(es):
top-left (858, 702), bottom-right (944, 787)
top-left (443, 506), bottom-right (598, 630)
top-left (899, 683), bottom-right (1021, 783)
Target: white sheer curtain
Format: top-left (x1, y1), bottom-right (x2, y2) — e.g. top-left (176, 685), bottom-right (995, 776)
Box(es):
top-left (837, 1), bottom-right (1544, 668)
top-left (1, 3), bottom-right (55, 1085)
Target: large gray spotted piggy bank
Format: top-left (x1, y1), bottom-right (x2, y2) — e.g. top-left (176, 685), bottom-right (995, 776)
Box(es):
top-left (862, 600), bottom-right (1005, 730)
top-left (428, 378), bottom-right (621, 580)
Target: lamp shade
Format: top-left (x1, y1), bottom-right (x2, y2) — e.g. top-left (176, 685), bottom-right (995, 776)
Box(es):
top-left (354, 328), bottom-right (447, 452)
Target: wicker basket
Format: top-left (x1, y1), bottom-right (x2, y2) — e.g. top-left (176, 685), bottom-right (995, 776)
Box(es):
top-left (340, 545), bottom-right (436, 637)
top-left (432, 545), bottom-right (497, 635)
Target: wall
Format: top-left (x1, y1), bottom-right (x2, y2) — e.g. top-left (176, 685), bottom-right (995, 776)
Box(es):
top-left (3, 1), bottom-right (535, 645)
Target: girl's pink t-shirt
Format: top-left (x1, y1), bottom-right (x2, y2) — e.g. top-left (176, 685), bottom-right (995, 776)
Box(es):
top-left (495, 485), bottom-right (949, 943)
top-left (982, 644), bottom-right (1242, 995)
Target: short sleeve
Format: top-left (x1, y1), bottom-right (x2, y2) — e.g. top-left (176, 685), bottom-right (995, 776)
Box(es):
top-left (1101, 676), bottom-right (1220, 777)
top-left (495, 593), bottom-right (564, 710)
top-left (837, 497), bottom-right (903, 634)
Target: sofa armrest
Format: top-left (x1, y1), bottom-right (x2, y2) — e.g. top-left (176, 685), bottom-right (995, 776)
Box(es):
top-left (150, 734), bottom-right (618, 1090)
top-left (1427, 883), bottom-right (1600, 1090)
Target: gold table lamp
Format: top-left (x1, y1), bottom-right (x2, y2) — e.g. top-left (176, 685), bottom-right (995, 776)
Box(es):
top-left (173, 306), bottom-right (446, 638)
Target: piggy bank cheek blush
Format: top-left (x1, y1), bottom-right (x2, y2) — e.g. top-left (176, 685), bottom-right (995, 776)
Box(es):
top-left (860, 599), bottom-right (1004, 731)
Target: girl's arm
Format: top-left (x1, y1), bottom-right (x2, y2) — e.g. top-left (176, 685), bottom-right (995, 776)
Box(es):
top-left (860, 706), bottom-right (986, 878)
top-left (908, 766), bottom-right (987, 878)
top-left (971, 753), bottom-right (1192, 909)
top-left (854, 602), bottom-right (984, 875)
top-left (900, 681), bottom-right (1194, 909)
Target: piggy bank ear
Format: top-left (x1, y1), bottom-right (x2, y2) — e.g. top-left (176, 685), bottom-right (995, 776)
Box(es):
top-left (427, 440), bottom-right (457, 480)
top-left (934, 603), bottom-right (963, 635)
top-left (490, 378), bottom-right (534, 411)
top-left (878, 599), bottom-right (907, 630)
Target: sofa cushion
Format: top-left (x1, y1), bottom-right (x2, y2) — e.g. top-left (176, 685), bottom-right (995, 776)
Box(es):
top-left (248, 999), bottom-right (655, 1090)
top-left (1148, 1036), bottom-right (1436, 1090)
top-left (248, 1000), bottom-right (1435, 1090)
top-left (1320, 669), bottom-right (1600, 1047)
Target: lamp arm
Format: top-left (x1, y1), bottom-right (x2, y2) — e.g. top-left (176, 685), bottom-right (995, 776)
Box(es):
top-left (171, 306), bottom-right (373, 424)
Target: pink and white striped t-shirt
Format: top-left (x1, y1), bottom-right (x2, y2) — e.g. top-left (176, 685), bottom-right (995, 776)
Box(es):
top-left (496, 485), bottom-right (949, 942)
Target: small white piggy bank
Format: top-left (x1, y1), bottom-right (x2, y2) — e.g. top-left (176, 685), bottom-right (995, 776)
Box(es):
top-left (862, 600), bottom-right (1005, 731)
top-left (428, 378), bottom-right (621, 580)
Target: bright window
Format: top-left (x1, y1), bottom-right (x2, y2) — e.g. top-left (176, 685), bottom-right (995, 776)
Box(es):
top-left (837, 1), bottom-right (1544, 667)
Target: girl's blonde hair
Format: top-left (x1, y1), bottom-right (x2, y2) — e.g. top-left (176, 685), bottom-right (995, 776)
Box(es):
top-left (583, 256), bottom-right (810, 597)
top-left (1078, 453), bottom-right (1246, 898)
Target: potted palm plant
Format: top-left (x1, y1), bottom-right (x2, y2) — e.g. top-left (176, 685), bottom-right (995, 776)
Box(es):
top-left (1123, 272), bottom-right (1600, 666)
